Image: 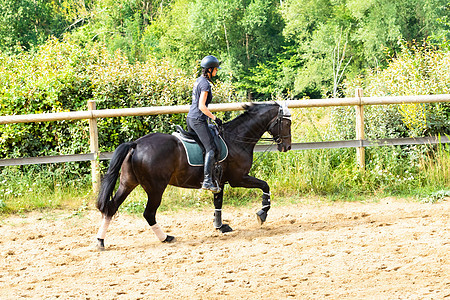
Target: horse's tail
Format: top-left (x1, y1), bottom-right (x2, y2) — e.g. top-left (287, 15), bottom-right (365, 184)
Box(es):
top-left (97, 141), bottom-right (137, 216)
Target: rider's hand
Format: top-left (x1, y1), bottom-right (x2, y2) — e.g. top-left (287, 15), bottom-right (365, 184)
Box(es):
top-left (214, 117), bottom-right (223, 127)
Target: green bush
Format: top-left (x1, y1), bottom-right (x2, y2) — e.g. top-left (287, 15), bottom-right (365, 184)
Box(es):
top-left (333, 41), bottom-right (450, 140)
top-left (0, 38), bottom-right (238, 157)
top-left (245, 42), bottom-right (450, 201)
top-left (319, 42), bottom-right (450, 198)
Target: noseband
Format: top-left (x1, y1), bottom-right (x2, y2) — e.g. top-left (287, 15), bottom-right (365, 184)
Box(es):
top-left (267, 106), bottom-right (292, 145)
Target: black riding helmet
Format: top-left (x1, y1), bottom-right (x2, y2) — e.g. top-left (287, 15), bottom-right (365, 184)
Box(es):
top-left (201, 55), bottom-right (221, 70)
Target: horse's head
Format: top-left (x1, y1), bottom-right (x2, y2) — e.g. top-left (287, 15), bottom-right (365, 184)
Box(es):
top-left (224, 102), bottom-right (292, 151)
top-left (267, 102), bottom-right (292, 152)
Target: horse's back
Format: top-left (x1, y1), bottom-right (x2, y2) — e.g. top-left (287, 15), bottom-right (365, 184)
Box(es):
top-left (130, 132), bottom-right (203, 188)
top-left (133, 133), bottom-right (183, 166)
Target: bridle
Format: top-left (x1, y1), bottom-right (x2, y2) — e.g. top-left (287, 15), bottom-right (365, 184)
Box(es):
top-left (265, 105), bottom-right (292, 145)
top-left (250, 105), bottom-right (292, 167)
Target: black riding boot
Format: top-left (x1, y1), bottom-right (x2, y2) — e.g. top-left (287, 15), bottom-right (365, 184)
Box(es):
top-left (202, 150), bottom-right (221, 193)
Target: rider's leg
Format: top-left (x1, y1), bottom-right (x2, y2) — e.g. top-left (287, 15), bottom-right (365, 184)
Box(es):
top-left (202, 150), bottom-right (220, 193)
top-left (187, 117), bottom-right (221, 193)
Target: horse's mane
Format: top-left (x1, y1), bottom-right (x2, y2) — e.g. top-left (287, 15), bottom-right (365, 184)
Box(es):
top-left (223, 102), bottom-right (279, 132)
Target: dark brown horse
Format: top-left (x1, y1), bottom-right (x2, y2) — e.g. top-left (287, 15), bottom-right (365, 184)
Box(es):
top-left (96, 102), bottom-right (292, 249)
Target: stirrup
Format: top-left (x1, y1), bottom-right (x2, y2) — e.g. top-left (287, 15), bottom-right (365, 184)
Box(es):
top-left (202, 181), bottom-right (221, 193)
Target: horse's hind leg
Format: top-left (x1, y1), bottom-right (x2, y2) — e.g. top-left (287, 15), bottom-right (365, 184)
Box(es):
top-left (96, 152), bottom-right (138, 250)
top-left (142, 185), bottom-right (175, 243)
top-left (96, 182), bottom-right (137, 250)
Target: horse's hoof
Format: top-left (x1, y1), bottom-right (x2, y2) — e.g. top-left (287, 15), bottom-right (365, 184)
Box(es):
top-left (163, 235), bottom-right (175, 243)
top-left (216, 224), bottom-right (233, 233)
top-left (256, 210), bottom-right (267, 225)
top-left (97, 238), bottom-right (105, 251)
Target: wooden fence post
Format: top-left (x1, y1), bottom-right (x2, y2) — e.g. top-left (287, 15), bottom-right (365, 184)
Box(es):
top-left (355, 88), bottom-right (365, 171)
top-left (88, 100), bottom-right (100, 193)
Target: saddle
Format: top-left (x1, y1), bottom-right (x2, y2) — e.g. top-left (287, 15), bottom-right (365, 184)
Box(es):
top-left (172, 125), bottom-right (228, 167)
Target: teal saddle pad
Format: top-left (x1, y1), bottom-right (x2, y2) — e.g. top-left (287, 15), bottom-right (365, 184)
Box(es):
top-left (172, 131), bottom-right (228, 167)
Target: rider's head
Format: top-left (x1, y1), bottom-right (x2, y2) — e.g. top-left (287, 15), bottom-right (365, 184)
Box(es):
top-left (201, 55), bottom-right (221, 79)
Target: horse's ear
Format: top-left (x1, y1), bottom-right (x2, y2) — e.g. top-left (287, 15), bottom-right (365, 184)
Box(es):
top-left (242, 103), bottom-right (254, 112)
top-left (275, 100), bottom-right (291, 117)
top-left (279, 101), bottom-right (292, 118)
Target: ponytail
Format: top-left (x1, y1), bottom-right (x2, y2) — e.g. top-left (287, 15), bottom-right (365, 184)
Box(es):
top-left (202, 67), bottom-right (212, 78)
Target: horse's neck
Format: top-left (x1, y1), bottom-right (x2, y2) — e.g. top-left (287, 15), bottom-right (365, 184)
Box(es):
top-left (225, 113), bottom-right (274, 147)
top-left (241, 120), bottom-right (269, 141)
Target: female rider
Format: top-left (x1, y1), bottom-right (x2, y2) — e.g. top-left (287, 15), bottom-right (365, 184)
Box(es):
top-left (186, 55), bottom-right (223, 193)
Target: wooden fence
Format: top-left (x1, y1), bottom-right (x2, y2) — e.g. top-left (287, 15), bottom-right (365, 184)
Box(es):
top-left (0, 90), bottom-right (449, 192)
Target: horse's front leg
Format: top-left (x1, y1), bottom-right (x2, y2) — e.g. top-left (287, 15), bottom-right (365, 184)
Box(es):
top-left (213, 185), bottom-right (233, 233)
top-left (230, 175), bottom-right (271, 225)
top-left (256, 190), bottom-right (271, 225)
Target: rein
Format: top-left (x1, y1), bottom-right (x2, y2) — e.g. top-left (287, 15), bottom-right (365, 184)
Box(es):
top-left (251, 141), bottom-right (277, 168)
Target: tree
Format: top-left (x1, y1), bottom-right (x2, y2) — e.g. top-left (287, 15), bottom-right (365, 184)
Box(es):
top-left (147, 0), bottom-right (284, 93)
top-left (0, 0), bottom-right (66, 52)
top-left (280, 0), bottom-right (450, 97)
top-left (335, 41), bottom-right (450, 140)
top-left (62, 0), bottom-right (172, 62)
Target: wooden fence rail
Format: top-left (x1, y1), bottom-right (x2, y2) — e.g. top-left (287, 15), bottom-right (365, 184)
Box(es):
top-left (1, 94), bottom-right (449, 125)
top-left (1, 91), bottom-right (449, 192)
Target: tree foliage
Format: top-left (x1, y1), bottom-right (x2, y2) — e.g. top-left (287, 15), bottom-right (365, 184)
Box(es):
top-left (0, 0), bottom-right (67, 51)
top-left (276, 0), bottom-right (450, 97)
top-left (146, 0), bottom-right (284, 94)
top-left (0, 0), bottom-right (448, 155)
top-left (1, 0), bottom-right (447, 97)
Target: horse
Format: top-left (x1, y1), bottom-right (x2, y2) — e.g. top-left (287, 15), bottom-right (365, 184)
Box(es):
top-left (96, 102), bottom-right (292, 249)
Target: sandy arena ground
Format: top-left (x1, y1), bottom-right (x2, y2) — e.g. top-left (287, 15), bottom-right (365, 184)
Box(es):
top-left (1, 197), bottom-right (449, 299)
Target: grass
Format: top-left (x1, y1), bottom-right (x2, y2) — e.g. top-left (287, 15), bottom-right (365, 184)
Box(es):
top-left (0, 185), bottom-right (92, 214)
top-left (0, 142), bottom-right (448, 215)
top-left (0, 164), bottom-right (92, 215)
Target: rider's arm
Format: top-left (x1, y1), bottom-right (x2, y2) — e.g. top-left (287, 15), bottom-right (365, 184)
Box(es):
top-left (198, 91), bottom-right (217, 121)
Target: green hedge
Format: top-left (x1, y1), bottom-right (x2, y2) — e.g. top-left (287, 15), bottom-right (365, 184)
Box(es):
top-left (0, 38), bottom-right (238, 158)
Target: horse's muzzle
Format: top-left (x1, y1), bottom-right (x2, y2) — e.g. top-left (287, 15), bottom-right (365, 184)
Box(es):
top-left (278, 144), bottom-right (291, 152)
